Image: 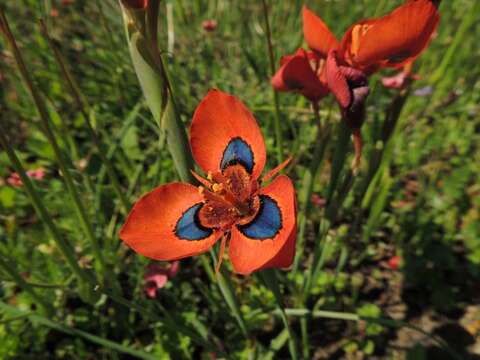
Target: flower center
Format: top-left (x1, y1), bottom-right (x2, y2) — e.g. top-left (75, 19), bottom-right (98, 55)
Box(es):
top-left (197, 164), bottom-right (260, 231)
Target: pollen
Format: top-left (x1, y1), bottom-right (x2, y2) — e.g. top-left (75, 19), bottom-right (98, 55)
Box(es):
top-left (207, 171), bottom-right (213, 181)
top-left (198, 186), bottom-right (205, 195)
top-left (212, 183), bottom-right (223, 193)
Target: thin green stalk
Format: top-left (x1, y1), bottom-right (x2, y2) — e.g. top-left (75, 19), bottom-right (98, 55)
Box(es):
top-left (0, 127), bottom-right (91, 291)
top-left (0, 256), bottom-right (53, 314)
top-left (207, 248), bottom-right (249, 339)
top-left (0, 11), bottom-right (106, 277)
top-left (293, 103), bottom-right (330, 274)
top-left (259, 269), bottom-right (298, 360)
top-left (261, 0), bottom-right (283, 163)
top-left (39, 20), bottom-right (130, 214)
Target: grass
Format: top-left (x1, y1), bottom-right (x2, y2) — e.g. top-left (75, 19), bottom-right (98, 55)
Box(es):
top-left (0, 0), bottom-right (479, 358)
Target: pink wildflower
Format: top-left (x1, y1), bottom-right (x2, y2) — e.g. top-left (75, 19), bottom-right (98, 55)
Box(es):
top-left (143, 261), bottom-right (180, 298)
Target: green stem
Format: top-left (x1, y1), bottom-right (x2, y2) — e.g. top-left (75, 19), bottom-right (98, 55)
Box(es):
top-left (261, 0), bottom-right (283, 163)
top-left (0, 127), bottom-right (91, 290)
top-left (0, 11), bottom-right (106, 277)
top-left (0, 256), bottom-right (53, 314)
top-left (207, 248), bottom-right (249, 339)
top-left (293, 103), bottom-right (330, 274)
top-left (40, 20), bottom-right (130, 214)
top-left (259, 269), bottom-right (298, 360)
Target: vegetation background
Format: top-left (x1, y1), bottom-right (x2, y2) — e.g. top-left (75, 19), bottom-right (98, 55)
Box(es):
top-left (0, 0), bottom-right (479, 359)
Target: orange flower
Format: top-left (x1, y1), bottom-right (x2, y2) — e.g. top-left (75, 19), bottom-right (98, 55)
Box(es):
top-left (271, 48), bottom-right (329, 102)
top-left (302, 2), bottom-right (439, 168)
top-left (304, 1), bottom-right (439, 97)
top-left (120, 90), bottom-right (297, 275)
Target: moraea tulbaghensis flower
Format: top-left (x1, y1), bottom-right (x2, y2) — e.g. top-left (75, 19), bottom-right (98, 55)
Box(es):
top-left (271, 48), bottom-right (329, 103)
top-left (298, 1), bottom-right (439, 168)
top-left (120, 90), bottom-right (297, 275)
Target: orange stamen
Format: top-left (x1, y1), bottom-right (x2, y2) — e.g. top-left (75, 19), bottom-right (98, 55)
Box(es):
top-left (262, 156), bottom-right (293, 183)
top-left (191, 170), bottom-right (212, 188)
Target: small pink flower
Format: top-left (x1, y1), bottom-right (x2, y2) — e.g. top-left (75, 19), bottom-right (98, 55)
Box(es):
top-left (6, 168), bottom-right (46, 187)
top-left (7, 173), bottom-right (22, 187)
top-left (50, 8), bottom-right (59, 17)
top-left (387, 255), bottom-right (401, 270)
top-left (27, 168), bottom-right (46, 180)
top-left (143, 261), bottom-right (180, 298)
top-left (202, 20), bottom-right (217, 32)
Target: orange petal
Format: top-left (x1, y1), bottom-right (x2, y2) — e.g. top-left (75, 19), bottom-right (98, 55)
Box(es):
top-left (190, 90), bottom-right (266, 180)
top-left (120, 183), bottom-right (222, 261)
top-left (303, 5), bottom-right (339, 58)
top-left (272, 48), bottom-right (329, 102)
top-left (228, 175), bottom-right (296, 275)
top-left (340, 0), bottom-right (439, 69)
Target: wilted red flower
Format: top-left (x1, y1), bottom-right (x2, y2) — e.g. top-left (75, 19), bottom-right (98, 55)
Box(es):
top-left (121, 0), bottom-right (148, 10)
top-left (120, 90), bottom-right (297, 275)
top-left (202, 20), bottom-right (218, 32)
top-left (144, 261), bottom-right (180, 298)
top-left (7, 168), bottom-right (46, 187)
top-left (61, 0), bottom-right (74, 5)
top-left (271, 48), bottom-right (329, 102)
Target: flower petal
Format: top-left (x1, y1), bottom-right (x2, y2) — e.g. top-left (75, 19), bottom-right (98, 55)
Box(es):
top-left (303, 5), bottom-right (339, 58)
top-left (340, 0), bottom-right (439, 69)
top-left (229, 175), bottom-right (296, 275)
top-left (190, 90), bottom-right (266, 180)
top-left (272, 48), bottom-right (329, 102)
top-left (120, 183), bottom-right (221, 260)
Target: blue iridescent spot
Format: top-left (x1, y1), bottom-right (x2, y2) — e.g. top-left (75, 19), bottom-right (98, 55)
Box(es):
top-left (220, 137), bottom-right (254, 173)
top-left (237, 195), bottom-right (282, 240)
top-left (175, 203), bottom-right (213, 241)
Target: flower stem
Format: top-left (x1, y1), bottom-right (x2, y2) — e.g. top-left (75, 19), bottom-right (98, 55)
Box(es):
top-left (261, 0), bottom-right (283, 163)
top-left (0, 127), bottom-right (92, 293)
top-left (0, 11), bottom-right (107, 279)
top-left (259, 269), bottom-right (298, 360)
top-left (0, 255), bottom-right (53, 314)
top-left (39, 20), bottom-right (130, 214)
